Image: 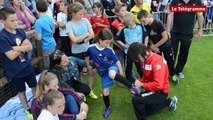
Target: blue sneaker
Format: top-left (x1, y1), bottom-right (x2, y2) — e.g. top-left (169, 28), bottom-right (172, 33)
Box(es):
top-left (178, 72), bottom-right (184, 79)
top-left (103, 107), bottom-right (112, 118)
top-left (169, 96), bottom-right (178, 111)
top-left (131, 85), bottom-right (141, 95)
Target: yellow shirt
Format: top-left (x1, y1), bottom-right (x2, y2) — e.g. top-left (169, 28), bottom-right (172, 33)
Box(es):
top-left (130, 4), bottom-right (151, 23)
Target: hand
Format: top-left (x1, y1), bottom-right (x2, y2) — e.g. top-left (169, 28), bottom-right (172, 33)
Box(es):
top-left (20, 2), bottom-right (26, 12)
top-left (153, 47), bottom-right (160, 53)
top-left (87, 65), bottom-right (92, 71)
top-left (87, 65), bottom-right (96, 75)
top-left (76, 112), bottom-right (87, 120)
top-left (85, 32), bottom-right (90, 37)
top-left (95, 23), bottom-right (101, 27)
top-left (134, 80), bottom-right (143, 88)
top-left (80, 102), bottom-right (88, 111)
top-left (92, 24), bottom-right (96, 28)
top-left (84, 33), bottom-right (90, 42)
top-left (125, 44), bottom-right (130, 49)
top-left (197, 29), bottom-right (203, 40)
top-left (76, 92), bottom-right (85, 98)
top-left (89, 68), bottom-right (96, 75)
top-left (150, 44), bottom-right (160, 53)
top-left (167, 31), bottom-right (171, 38)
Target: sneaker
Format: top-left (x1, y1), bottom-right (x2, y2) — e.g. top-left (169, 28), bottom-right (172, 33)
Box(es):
top-left (103, 107), bottom-right (112, 118)
top-left (131, 85), bottom-right (141, 95)
top-left (171, 75), bottom-right (179, 84)
top-left (25, 108), bottom-right (33, 119)
top-left (89, 90), bottom-right (98, 99)
top-left (169, 96), bottom-right (178, 111)
top-left (178, 72), bottom-right (184, 79)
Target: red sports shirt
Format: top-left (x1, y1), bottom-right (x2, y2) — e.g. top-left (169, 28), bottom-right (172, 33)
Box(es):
top-left (139, 51), bottom-right (169, 93)
top-left (91, 15), bottom-right (110, 35)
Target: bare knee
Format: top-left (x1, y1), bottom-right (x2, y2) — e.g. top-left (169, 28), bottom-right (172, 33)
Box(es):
top-left (103, 88), bottom-right (110, 96)
top-left (108, 70), bottom-right (116, 79)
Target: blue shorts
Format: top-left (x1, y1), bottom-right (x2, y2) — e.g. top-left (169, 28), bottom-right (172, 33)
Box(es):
top-left (100, 65), bottom-right (118, 89)
top-left (12, 72), bottom-right (37, 92)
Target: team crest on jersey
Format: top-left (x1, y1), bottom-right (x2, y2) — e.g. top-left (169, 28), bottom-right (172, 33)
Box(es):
top-left (144, 64), bottom-right (152, 71)
top-left (15, 38), bottom-right (21, 46)
top-left (104, 55), bottom-right (108, 61)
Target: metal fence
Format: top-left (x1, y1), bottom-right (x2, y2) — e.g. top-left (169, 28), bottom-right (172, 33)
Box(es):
top-left (152, 6), bottom-right (213, 37)
top-left (107, 6), bottom-right (213, 37)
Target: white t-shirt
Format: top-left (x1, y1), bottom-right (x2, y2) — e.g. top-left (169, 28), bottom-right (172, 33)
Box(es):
top-left (38, 109), bottom-right (59, 120)
top-left (57, 12), bottom-right (68, 36)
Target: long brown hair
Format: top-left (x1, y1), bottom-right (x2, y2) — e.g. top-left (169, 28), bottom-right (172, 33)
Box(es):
top-left (35, 70), bottom-right (58, 98)
top-left (93, 28), bottom-right (113, 43)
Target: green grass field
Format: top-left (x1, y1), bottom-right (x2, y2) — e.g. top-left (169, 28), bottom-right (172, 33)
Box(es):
top-left (83, 36), bottom-right (213, 120)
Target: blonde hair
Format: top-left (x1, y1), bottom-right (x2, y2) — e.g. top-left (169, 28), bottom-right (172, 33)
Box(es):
top-left (67, 2), bottom-right (84, 21)
top-left (123, 12), bottom-right (135, 26)
top-left (43, 89), bottom-right (64, 108)
top-left (35, 70), bottom-right (58, 98)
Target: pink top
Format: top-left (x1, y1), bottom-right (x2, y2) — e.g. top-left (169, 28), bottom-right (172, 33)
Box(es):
top-left (10, 6), bottom-right (35, 31)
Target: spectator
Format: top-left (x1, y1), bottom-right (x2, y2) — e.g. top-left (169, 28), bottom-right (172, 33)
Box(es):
top-left (130, 0), bottom-right (151, 23)
top-left (101, 0), bottom-right (129, 16)
top-left (31, 71), bottom-right (88, 120)
top-left (34, 0), bottom-right (56, 68)
top-left (66, 2), bottom-right (94, 57)
top-left (3, 0), bottom-right (30, 8)
top-left (115, 12), bottom-right (148, 87)
top-left (137, 10), bottom-right (179, 84)
top-left (91, 2), bottom-right (110, 35)
top-left (10, 0), bottom-right (36, 32)
top-left (84, 0), bottom-right (101, 16)
top-left (0, 8), bottom-right (37, 119)
top-left (57, 0), bottom-right (71, 56)
top-left (110, 3), bottom-right (127, 87)
top-left (151, 0), bottom-right (159, 19)
top-left (166, 0), bottom-right (204, 79)
top-left (37, 89), bottom-right (65, 120)
top-left (49, 50), bottom-right (98, 99)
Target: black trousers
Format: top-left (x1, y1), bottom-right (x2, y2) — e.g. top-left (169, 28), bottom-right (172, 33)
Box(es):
top-left (66, 78), bottom-right (91, 96)
top-left (60, 36), bottom-right (71, 56)
top-left (126, 56), bottom-right (143, 83)
top-left (132, 91), bottom-right (170, 120)
top-left (171, 32), bottom-right (193, 73)
top-left (159, 44), bottom-right (175, 76)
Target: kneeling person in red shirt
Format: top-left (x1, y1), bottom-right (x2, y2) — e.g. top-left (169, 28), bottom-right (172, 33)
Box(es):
top-left (128, 42), bottom-right (178, 120)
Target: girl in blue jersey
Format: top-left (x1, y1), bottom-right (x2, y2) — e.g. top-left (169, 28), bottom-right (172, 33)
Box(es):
top-left (85, 28), bottom-right (140, 118)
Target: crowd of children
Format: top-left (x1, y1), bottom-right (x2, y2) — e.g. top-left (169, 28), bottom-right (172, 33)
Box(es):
top-left (0, 0), bottom-right (210, 119)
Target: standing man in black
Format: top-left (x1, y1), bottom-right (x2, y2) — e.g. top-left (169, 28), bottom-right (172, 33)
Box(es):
top-left (166, 0), bottom-right (204, 79)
